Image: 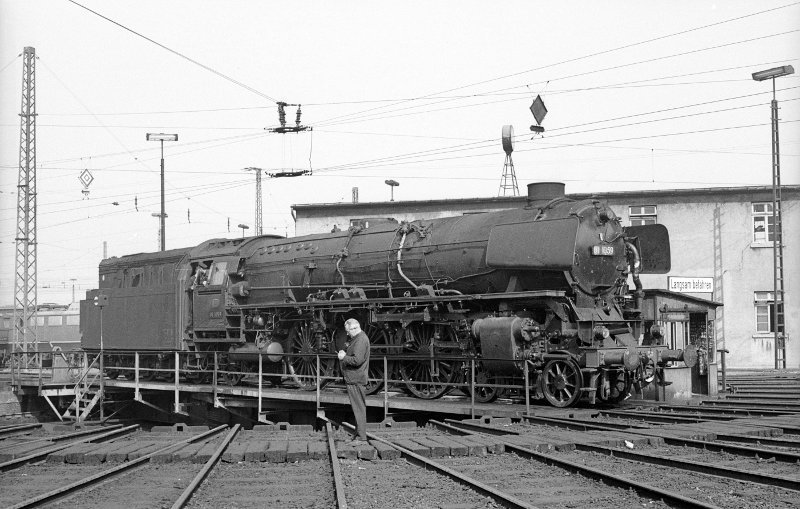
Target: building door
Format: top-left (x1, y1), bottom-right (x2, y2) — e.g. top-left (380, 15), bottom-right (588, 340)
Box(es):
top-left (689, 312), bottom-right (710, 395)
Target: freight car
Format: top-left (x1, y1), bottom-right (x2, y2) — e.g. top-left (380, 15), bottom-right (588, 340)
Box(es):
top-left (80, 182), bottom-right (695, 407)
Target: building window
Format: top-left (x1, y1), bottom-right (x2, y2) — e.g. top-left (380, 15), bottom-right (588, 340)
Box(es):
top-left (629, 205), bottom-right (657, 226)
top-left (755, 291), bottom-right (783, 333)
top-left (752, 202), bottom-right (776, 243)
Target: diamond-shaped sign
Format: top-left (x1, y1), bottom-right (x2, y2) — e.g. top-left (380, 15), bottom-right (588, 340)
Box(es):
top-left (79, 169), bottom-right (94, 188)
top-left (530, 94), bottom-right (548, 126)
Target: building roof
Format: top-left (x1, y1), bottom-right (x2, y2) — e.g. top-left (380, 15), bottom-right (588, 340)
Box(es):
top-left (291, 184), bottom-right (800, 212)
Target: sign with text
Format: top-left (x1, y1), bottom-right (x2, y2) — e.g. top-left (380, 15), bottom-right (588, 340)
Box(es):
top-left (668, 277), bottom-right (713, 293)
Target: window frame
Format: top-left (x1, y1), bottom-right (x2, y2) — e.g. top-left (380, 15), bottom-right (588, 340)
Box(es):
top-left (752, 202), bottom-right (777, 244)
top-left (629, 205), bottom-right (657, 226)
top-left (754, 291), bottom-right (782, 334)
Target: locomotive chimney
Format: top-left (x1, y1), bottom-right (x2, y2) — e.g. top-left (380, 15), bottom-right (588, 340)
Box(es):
top-left (526, 182), bottom-right (565, 208)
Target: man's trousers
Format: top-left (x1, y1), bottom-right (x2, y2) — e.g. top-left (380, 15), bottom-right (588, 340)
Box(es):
top-left (346, 383), bottom-right (367, 440)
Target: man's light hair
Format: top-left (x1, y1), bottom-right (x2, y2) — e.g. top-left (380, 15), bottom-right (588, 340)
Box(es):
top-left (344, 318), bottom-right (361, 331)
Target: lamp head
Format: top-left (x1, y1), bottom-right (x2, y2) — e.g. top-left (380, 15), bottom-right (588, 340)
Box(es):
top-left (752, 65), bottom-right (794, 81)
top-left (146, 133), bottom-right (179, 141)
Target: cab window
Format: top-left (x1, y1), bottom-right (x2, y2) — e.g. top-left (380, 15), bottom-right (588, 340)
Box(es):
top-left (208, 262), bottom-right (228, 286)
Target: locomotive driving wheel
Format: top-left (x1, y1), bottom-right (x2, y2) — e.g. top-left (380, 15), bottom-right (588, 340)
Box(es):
top-left (398, 323), bottom-right (460, 399)
top-left (364, 323), bottom-right (399, 396)
top-left (541, 358), bottom-right (583, 407)
top-left (287, 321), bottom-right (334, 391)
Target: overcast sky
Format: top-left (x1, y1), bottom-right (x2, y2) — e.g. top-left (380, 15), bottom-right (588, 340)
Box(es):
top-left (1, 0), bottom-right (798, 306)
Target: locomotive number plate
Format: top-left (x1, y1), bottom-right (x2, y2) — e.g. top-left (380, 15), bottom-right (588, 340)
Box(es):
top-left (209, 311), bottom-right (223, 318)
top-left (592, 245), bottom-right (614, 256)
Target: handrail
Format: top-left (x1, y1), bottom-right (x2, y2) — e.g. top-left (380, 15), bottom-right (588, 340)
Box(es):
top-left (71, 354), bottom-right (100, 393)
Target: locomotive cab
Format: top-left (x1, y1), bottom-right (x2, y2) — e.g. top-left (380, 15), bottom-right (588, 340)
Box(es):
top-left (188, 257), bottom-right (244, 341)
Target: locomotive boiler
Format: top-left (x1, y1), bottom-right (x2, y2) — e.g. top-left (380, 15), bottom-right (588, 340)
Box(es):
top-left (81, 182), bottom-right (694, 407)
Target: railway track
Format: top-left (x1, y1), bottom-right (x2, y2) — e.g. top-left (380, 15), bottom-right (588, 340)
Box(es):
top-left (1, 403), bottom-right (798, 508)
top-left (437, 414), bottom-right (799, 508)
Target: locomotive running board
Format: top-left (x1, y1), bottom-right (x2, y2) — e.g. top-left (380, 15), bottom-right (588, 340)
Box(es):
top-left (234, 289), bottom-right (567, 310)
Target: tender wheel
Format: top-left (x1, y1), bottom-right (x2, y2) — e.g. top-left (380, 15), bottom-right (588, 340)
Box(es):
top-left (541, 358), bottom-right (582, 407)
top-left (139, 356), bottom-right (157, 382)
top-left (364, 323), bottom-right (399, 396)
top-left (162, 363), bottom-right (176, 383)
top-left (104, 355), bottom-right (121, 380)
top-left (398, 323), bottom-right (459, 399)
top-left (287, 321), bottom-right (334, 390)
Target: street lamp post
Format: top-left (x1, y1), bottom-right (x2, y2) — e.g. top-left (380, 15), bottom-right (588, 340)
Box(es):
top-left (146, 133), bottom-right (179, 251)
top-left (385, 180), bottom-right (399, 201)
top-left (752, 65), bottom-right (794, 369)
top-left (238, 223), bottom-right (250, 238)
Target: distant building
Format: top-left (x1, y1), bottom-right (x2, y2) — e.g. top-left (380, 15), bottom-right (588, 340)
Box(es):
top-left (292, 184), bottom-right (800, 371)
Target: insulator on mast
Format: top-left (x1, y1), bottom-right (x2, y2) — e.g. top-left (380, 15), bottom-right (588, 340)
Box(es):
top-left (277, 102), bottom-right (287, 127)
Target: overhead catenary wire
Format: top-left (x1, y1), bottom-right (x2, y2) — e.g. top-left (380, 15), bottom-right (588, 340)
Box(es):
top-left (65, 0), bottom-right (279, 104)
top-left (3, 4), bottom-right (794, 242)
top-left (313, 30), bottom-right (800, 129)
top-left (312, 2), bottom-right (800, 126)
top-left (1, 87), bottom-right (795, 212)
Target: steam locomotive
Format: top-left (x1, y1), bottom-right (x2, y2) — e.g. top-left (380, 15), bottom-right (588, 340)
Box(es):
top-left (80, 182), bottom-right (695, 407)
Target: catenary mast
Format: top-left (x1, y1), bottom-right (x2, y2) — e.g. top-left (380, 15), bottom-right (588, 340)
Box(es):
top-left (14, 46), bottom-right (38, 367)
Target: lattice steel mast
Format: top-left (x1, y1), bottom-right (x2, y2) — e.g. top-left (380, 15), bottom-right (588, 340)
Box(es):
top-left (244, 167), bottom-right (264, 235)
top-left (498, 125), bottom-right (519, 196)
top-left (14, 46), bottom-right (38, 366)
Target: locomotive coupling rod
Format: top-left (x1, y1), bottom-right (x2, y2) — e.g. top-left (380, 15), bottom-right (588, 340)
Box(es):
top-left (338, 421), bottom-right (536, 509)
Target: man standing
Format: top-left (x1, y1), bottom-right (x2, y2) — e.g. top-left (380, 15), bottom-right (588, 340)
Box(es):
top-left (338, 318), bottom-right (370, 442)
